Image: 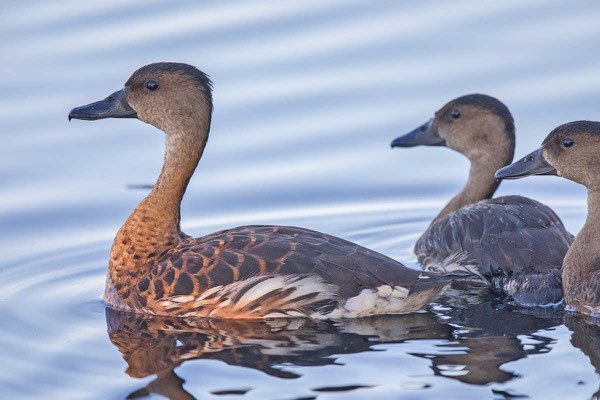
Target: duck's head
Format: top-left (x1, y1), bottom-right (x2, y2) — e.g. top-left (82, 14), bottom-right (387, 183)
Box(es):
top-left (496, 121), bottom-right (600, 188)
top-left (69, 62), bottom-right (213, 133)
top-left (391, 94), bottom-right (515, 163)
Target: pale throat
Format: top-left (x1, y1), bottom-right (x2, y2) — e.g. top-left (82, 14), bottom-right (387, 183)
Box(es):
top-left (150, 129), bottom-right (205, 205)
top-left (432, 153), bottom-right (507, 222)
top-left (577, 189), bottom-right (600, 242)
top-left (109, 123), bottom-right (208, 275)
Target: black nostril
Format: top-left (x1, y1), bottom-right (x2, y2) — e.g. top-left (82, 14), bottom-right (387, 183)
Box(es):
top-left (106, 96), bottom-right (116, 101)
top-left (526, 155), bottom-right (534, 162)
top-left (420, 124), bottom-right (427, 131)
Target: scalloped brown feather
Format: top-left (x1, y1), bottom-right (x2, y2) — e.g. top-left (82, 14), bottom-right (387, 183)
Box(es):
top-left (107, 225), bottom-right (452, 318)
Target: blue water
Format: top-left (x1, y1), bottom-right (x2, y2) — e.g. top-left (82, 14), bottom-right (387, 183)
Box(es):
top-left (1, 1), bottom-right (600, 399)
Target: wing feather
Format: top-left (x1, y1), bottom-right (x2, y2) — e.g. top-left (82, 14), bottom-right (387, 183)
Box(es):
top-left (129, 225), bottom-right (450, 316)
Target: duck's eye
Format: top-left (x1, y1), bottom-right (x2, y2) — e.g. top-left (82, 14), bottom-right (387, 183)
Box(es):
top-left (145, 80), bottom-right (159, 91)
top-left (562, 138), bottom-right (574, 148)
top-left (451, 109), bottom-right (461, 119)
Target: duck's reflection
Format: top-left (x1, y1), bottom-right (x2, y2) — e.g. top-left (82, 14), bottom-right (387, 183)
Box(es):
top-left (420, 300), bottom-right (562, 385)
top-left (106, 298), bottom-right (564, 399)
top-left (564, 313), bottom-right (600, 399)
top-left (107, 310), bottom-right (453, 380)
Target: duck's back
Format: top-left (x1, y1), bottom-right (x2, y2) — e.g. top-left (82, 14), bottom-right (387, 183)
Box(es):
top-left (107, 225), bottom-right (450, 318)
top-left (416, 195), bottom-right (573, 305)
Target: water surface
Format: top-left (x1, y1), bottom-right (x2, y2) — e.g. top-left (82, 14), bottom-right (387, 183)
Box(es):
top-left (1, 1), bottom-right (600, 399)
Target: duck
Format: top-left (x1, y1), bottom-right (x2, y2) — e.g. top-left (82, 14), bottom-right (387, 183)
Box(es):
top-left (390, 94), bottom-right (573, 306)
top-left (496, 121), bottom-right (600, 317)
top-left (68, 62), bottom-right (454, 319)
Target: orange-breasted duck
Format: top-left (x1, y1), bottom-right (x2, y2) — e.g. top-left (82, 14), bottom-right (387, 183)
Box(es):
top-left (390, 94), bottom-right (573, 306)
top-left (496, 121), bottom-right (600, 316)
top-left (68, 62), bottom-right (454, 319)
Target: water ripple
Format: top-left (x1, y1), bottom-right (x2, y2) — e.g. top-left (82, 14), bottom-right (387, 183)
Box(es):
top-left (2, 1), bottom-right (600, 398)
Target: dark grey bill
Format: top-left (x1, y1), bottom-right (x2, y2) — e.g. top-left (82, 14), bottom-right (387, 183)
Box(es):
top-left (495, 146), bottom-right (557, 180)
top-left (391, 119), bottom-right (446, 148)
top-left (68, 87), bottom-right (137, 121)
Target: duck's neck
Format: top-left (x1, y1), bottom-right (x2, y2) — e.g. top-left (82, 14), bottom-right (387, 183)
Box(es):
top-left (108, 122), bottom-right (209, 299)
top-left (146, 128), bottom-right (208, 220)
top-left (563, 189), bottom-right (600, 294)
top-left (431, 154), bottom-right (506, 223)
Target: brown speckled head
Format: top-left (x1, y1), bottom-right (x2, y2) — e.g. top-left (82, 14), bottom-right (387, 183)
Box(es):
top-left (123, 62), bottom-right (213, 134)
top-left (540, 121), bottom-right (600, 189)
top-left (392, 94), bottom-right (515, 163)
top-left (433, 94), bottom-right (515, 162)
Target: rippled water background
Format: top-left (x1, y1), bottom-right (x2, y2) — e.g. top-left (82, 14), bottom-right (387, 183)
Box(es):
top-left (1, 1), bottom-right (600, 399)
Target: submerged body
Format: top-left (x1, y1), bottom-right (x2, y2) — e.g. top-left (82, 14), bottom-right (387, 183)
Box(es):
top-left (497, 121), bottom-right (600, 316)
top-left (70, 62), bottom-right (452, 319)
top-left (392, 94), bottom-right (573, 305)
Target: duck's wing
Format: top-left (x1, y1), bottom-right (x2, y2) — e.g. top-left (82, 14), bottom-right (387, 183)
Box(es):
top-left (416, 195), bottom-right (573, 305)
top-left (131, 225), bottom-right (452, 318)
